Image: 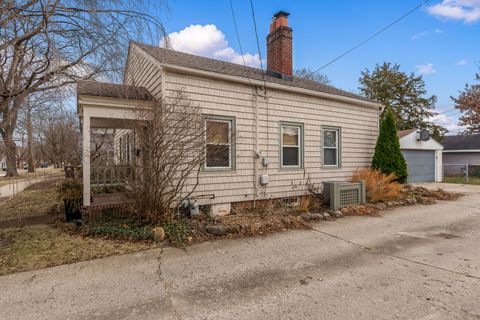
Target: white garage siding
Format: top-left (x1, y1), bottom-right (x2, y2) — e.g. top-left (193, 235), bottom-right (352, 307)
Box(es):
top-left (399, 130), bottom-right (443, 183)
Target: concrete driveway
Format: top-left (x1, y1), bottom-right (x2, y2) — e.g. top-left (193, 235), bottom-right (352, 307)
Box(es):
top-left (1, 183), bottom-right (480, 320)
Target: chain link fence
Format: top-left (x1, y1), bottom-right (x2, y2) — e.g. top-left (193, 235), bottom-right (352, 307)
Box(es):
top-left (443, 163), bottom-right (480, 184)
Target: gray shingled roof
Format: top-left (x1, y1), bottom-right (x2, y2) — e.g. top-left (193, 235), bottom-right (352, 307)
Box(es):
top-left (134, 42), bottom-right (377, 104)
top-left (442, 134), bottom-right (480, 150)
top-left (397, 128), bottom-right (417, 139)
top-left (77, 80), bottom-right (154, 101)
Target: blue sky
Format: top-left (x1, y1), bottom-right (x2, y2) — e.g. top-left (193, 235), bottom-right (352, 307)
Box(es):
top-left (157, 0), bottom-right (480, 133)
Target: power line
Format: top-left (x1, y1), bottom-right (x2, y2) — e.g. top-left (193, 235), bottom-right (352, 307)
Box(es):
top-left (431, 111), bottom-right (463, 123)
top-left (435, 108), bottom-right (457, 115)
top-left (249, 0), bottom-right (271, 160)
top-left (248, 0), bottom-right (267, 91)
top-left (228, 0), bottom-right (253, 87)
top-left (306, 0), bottom-right (431, 77)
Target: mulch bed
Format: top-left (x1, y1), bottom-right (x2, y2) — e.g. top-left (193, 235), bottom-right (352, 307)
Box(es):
top-left (62, 185), bottom-right (462, 247)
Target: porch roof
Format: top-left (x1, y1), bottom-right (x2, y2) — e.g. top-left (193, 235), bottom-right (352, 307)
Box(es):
top-left (77, 80), bottom-right (154, 101)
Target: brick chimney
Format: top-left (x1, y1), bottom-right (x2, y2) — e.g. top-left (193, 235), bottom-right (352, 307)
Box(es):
top-left (266, 11), bottom-right (293, 80)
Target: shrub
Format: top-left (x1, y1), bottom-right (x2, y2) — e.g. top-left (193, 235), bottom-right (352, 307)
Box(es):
top-left (372, 107), bottom-right (408, 183)
top-left (163, 218), bottom-right (193, 247)
top-left (296, 195), bottom-right (313, 213)
top-left (352, 169), bottom-right (402, 203)
top-left (56, 179), bottom-right (82, 200)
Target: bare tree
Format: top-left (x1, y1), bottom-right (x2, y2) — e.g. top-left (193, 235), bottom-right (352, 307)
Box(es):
top-left (17, 89), bottom-right (64, 171)
top-left (38, 108), bottom-right (80, 167)
top-left (295, 68), bottom-right (331, 85)
top-left (0, 0), bottom-right (165, 176)
top-left (91, 128), bottom-right (114, 166)
top-left (129, 91), bottom-right (230, 222)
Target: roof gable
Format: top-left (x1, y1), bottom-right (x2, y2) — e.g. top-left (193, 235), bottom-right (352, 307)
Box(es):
top-left (398, 129), bottom-right (443, 150)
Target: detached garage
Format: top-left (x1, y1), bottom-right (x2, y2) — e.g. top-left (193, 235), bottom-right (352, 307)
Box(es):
top-left (398, 129), bottom-right (443, 183)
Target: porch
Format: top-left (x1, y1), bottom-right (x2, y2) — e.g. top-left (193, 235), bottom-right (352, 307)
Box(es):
top-left (77, 80), bottom-right (154, 207)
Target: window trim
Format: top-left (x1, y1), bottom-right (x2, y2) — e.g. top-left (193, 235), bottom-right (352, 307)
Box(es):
top-left (322, 126), bottom-right (342, 168)
top-left (203, 115), bottom-right (236, 171)
top-left (280, 121), bottom-right (304, 169)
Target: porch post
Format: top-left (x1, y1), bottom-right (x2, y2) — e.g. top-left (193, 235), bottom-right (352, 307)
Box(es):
top-left (82, 112), bottom-right (91, 206)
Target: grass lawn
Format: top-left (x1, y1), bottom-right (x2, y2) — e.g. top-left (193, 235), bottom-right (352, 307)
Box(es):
top-left (0, 225), bottom-right (154, 276)
top-left (443, 176), bottom-right (480, 185)
top-left (0, 188), bottom-right (59, 222)
top-left (0, 176), bottom-right (154, 276)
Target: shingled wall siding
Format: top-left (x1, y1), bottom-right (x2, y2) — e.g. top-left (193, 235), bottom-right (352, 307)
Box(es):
top-left (164, 72), bottom-right (379, 205)
top-left (113, 46), bottom-right (163, 164)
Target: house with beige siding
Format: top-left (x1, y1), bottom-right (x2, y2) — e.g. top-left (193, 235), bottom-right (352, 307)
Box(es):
top-left (77, 11), bottom-right (383, 214)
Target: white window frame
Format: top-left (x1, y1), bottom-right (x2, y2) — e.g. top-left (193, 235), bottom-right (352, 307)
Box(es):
top-left (280, 123), bottom-right (303, 169)
top-left (323, 127), bottom-right (340, 167)
top-left (204, 117), bottom-right (234, 170)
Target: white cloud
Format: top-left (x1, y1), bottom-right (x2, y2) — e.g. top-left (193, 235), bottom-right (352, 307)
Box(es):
top-left (429, 109), bottom-right (464, 133)
top-left (456, 59), bottom-right (467, 65)
top-left (415, 63), bottom-right (436, 75)
top-left (411, 28), bottom-right (444, 40)
top-left (161, 24), bottom-right (261, 68)
top-left (427, 0), bottom-right (480, 23)
top-left (411, 31), bottom-right (429, 40)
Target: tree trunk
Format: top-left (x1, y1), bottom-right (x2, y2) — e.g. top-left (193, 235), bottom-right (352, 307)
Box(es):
top-left (1, 127), bottom-right (18, 177)
top-left (26, 106), bottom-right (35, 172)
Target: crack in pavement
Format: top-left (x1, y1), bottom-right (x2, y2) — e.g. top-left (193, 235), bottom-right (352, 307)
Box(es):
top-left (156, 247), bottom-right (182, 320)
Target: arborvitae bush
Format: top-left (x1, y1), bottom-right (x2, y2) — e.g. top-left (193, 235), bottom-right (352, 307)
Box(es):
top-left (372, 108), bottom-right (408, 183)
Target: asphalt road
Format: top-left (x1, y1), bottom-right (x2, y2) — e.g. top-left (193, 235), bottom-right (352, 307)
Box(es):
top-left (1, 183), bottom-right (479, 320)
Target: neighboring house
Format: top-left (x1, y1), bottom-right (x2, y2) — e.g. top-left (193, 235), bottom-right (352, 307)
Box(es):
top-left (397, 129), bottom-right (443, 183)
top-left (76, 11), bottom-right (383, 212)
top-left (442, 134), bottom-right (480, 176)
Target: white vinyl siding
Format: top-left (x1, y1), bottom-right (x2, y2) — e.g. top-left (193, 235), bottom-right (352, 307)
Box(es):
top-left (124, 49), bottom-right (380, 205)
top-left (161, 72), bottom-right (378, 205)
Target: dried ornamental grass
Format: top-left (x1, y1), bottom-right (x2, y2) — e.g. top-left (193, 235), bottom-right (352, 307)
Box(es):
top-left (352, 169), bottom-right (402, 203)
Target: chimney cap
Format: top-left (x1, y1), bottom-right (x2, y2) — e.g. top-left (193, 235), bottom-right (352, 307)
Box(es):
top-left (273, 11), bottom-right (290, 19)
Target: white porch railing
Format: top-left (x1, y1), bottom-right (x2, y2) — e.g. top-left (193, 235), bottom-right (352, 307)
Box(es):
top-left (90, 164), bottom-right (141, 188)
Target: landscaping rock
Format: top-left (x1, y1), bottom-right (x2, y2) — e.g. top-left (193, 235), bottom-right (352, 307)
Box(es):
top-left (206, 225), bottom-right (227, 236)
top-left (375, 203), bottom-right (387, 210)
top-left (152, 227), bottom-right (165, 242)
top-left (334, 210), bottom-right (343, 218)
top-left (301, 213), bottom-right (323, 221)
top-left (386, 201), bottom-right (394, 207)
top-left (405, 198), bottom-right (415, 205)
top-left (420, 197), bottom-right (434, 204)
top-left (281, 217), bottom-right (292, 225)
top-left (226, 224), bottom-right (240, 234)
top-left (322, 212), bottom-right (332, 220)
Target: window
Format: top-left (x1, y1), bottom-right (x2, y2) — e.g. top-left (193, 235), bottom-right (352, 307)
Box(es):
top-left (323, 127), bottom-right (340, 166)
top-left (205, 116), bottom-right (234, 170)
top-left (281, 123), bottom-right (303, 168)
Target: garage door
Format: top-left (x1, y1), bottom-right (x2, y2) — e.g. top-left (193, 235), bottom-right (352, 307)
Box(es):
top-left (402, 150), bottom-right (435, 183)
